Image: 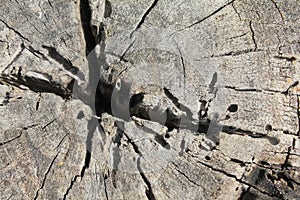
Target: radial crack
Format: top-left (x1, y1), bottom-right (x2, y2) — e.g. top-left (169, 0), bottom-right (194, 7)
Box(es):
top-left (41, 45), bottom-right (85, 81)
top-left (34, 151), bottom-right (60, 200)
top-left (130, 0), bottom-right (159, 37)
top-left (270, 0), bottom-right (285, 24)
top-left (80, 0), bottom-right (97, 55)
top-left (137, 157), bottom-right (156, 200)
top-left (183, 0), bottom-right (235, 30)
top-left (0, 73), bottom-right (71, 99)
top-left (249, 21), bottom-right (258, 51)
top-left (297, 95), bottom-right (300, 135)
top-left (225, 85), bottom-right (299, 96)
top-left (103, 172), bottom-right (109, 200)
top-left (194, 159), bottom-right (283, 198)
top-left (0, 19), bottom-right (30, 42)
top-left (63, 175), bottom-right (80, 200)
top-left (2, 43), bottom-right (25, 73)
top-left (26, 46), bottom-right (49, 61)
top-left (0, 131), bottom-right (22, 146)
top-left (172, 162), bottom-right (202, 187)
top-left (232, 2), bottom-right (242, 21)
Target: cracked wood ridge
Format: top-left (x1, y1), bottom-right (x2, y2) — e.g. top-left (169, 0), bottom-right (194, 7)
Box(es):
top-left (0, 0), bottom-right (300, 200)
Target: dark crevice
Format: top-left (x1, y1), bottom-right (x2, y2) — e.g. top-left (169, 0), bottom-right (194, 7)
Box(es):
top-left (281, 146), bottom-right (291, 170)
top-left (0, 91), bottom-right (11, 106)
top-left (208, 48), bottom-right (261, 58)
top-left (129, 93), bottom-right (144, 109)
top-left (231, 2), bottom-right (242, 21)
top-left (0, 124), bottom-right (37, 146)
top-left (54, 133), bottom-right (69, 150)
top-left (172, 162), bottom-right (202, 186)
top-left (227, 32), bottom-right (247, 40)
top-left (274, 55), bottom-right (296, 62)
top-left (111, 122), bottom-right (124, 188)
top-left (0, 73), bottom-right (72, 99)
top-left (81, 117), bottom-right (98, 177)
top-left (229, 156), bottom-right (296, 173)
top-left (224, 85), bottom-right (296, 96)
top-left (104, 52), bottom-right (130, 63)
top-left (225, 86), bottom-right (262, 92)
top-left (198, 100), bottom-right (208, 118)
top-left (180, 56), bottom-right (186, 79)
top-left (0, 19), bottom-right (30, 42)
top-left (130, 0), bottom-right (159, 37)
top-left (154, 135), bottom-right (170, 149)
top-left (119, 126), bottom-right (155, 199)
top-left (194, 159), bottom-right (284, 199)
top-left (0, 131), bottom-right (23, 146)
top-left (22, 124), bottom-right (40, 130)
top-left (35, 93), bottom-right (42, 111)
top-left (184, 0), bottom-right (235, 30)
top-left (80, 151), bottom-right (91, 177)
top-left (41, 45), bottom-right (85, 81)
top-left (163, 87), bottom-right (193, 117)
top-left (137, 158), bottom-right (156, 200)
top-left (103, 173), bottom-right (109, 200)
top-left (95, 81), bottom-right (114, 117)
top-left (104, 0), bottom-right (112, 18)
top-left (270, 0), bottom-right (285, 24)
top-left (268, 172), bottom-right (298, 190)
top-left (42, 118), bottom-right (57, 130)
top-left (26, 46), bottom-right (49, 61)
top-left (230, 158), bottom-right (246, 167)
top-left (131, 120), bottom-right (170, 149)
top-left (208, 72), bottom-right (218, 94)
top-left (2, 43), bottom-right (25, 73)
top-left (297, 95), bottom-right (300, 136)
top-left (292, 138), bottom-right (296, 149)
top-left (179, 139), bottom-right (186, 156)
top-left (47, 0), bottom-right (54, 9)
top-left (128, 86), bottom-right (278, 144)
top-left (34, 151), bottom-right (60, 200)
top-left (124, 132), bottom-right (142, 157)
top-left (283, 81), bottom-right (299, 95)
top-left (63, 118), bottom-right (97, 199)
top-left (222, 126), bottom-right (280, 145)
top-left (80, 0), bottom-right (97, 55)
top-left (249, 21), bottom-right (258, 51)
top-left (119, 40), bottom-right (135, 62)
top-left (63, 175), bottom-right (81, 200)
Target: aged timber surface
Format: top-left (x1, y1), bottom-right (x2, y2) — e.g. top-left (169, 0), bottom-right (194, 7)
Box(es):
top-left (0, 0), bottom-right (300, 199)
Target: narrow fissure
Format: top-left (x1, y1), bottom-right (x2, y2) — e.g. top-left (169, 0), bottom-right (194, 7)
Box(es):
top-left (63, 175), bottom-right (81, 200)
top-left (63, 1), bottom-right (99, 198)
top-left (0, 19), bottom-right (30, 42)
top-left (194, 159), bottom-right (284, 199)
top-left (130, 0), bottom-right (159, 37)
top-left (103, 173), bottom-right (109, 200)
top-left (34, 151), bottom-right (60, 200)
top-left (80, 0), bottom-right (97, 55)
top-left (184, 0), bottom-right (236, 30)
top-left (137, 158), bottom-right (156, 200)
top-left (42, 45), bottom-right (84, 80)
top-left (297, 95), bottom-right (300, 136)
top-left (249, 21), bottom-right (257, 51)
top-left (172, 162), bottom-right (201, 187)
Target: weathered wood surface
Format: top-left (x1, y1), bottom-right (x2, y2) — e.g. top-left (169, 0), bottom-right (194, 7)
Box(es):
top-left (0, 0), bottom-right (300, 199)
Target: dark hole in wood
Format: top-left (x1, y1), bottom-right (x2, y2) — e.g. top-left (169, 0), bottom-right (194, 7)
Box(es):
top-left (228, 104), bottom-right (238, 112)
top-left (265, 124), bottom-right (272, 131)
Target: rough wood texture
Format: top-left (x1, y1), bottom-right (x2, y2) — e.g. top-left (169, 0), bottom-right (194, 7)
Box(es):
top-left (1, 0), bottom-right (300, 199)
